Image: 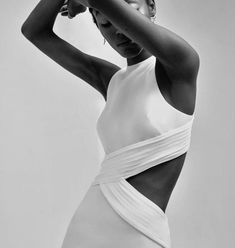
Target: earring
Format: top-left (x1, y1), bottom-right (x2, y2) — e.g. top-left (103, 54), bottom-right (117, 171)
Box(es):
top-left (103, 38), bottom-right (106, 45)
top-left (151, 15), bottom-right (157, 23)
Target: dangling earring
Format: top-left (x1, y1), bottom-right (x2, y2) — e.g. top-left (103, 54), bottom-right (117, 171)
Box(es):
top-left (103, 38), bottom-right (106, 45)
top-left (151, 15), bottom-right (157, 23)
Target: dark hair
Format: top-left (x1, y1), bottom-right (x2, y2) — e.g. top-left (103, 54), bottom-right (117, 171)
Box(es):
top-left (89, 0), bottom-right (156, 28)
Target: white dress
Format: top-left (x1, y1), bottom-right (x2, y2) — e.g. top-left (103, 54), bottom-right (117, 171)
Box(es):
top-left (61, 56), bottom-right (195, 248)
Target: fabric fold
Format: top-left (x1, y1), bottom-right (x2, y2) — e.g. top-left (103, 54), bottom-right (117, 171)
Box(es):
top-left (100, 178), bottom-right (171, 248)
top-left (90, 117), bottom-right (194, 248)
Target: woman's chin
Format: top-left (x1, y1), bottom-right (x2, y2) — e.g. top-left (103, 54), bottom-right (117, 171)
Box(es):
top-left (117, 44), bottom-right (143, 58)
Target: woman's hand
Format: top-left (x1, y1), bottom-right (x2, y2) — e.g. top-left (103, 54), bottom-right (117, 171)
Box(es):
top-left (59, 0), bottom-right (90, 19)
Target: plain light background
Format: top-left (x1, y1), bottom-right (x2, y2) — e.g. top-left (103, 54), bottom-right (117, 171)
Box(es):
top-left (1, 0), bottom-right (234, 247)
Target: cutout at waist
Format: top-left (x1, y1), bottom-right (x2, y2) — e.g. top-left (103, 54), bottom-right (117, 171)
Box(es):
top-left (92, 117), bottom-right (194, 185)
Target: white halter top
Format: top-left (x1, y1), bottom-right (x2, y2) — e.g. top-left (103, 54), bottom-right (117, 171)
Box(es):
top-left (93, 56), bottom-right (195, 247)
top-left (96, 55), bottom-right (194, 156)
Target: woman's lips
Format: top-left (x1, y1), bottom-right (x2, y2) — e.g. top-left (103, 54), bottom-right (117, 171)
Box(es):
top-left (117, 40), bottom-right (131, 47)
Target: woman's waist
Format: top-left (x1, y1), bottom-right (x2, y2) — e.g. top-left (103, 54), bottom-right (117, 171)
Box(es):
top-left (124, 152), bottom-right (187, 211)
top-left (93, 128), bottom-right (192, 185)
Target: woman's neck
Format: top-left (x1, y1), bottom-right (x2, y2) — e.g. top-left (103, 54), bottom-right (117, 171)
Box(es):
top-left (126, 49), bottom-right (153, 66)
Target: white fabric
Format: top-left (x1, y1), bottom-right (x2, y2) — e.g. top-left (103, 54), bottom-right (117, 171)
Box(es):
top-left (91, 117), bottom-right (194, 248)
top-left (62, 56), bottom-right (195, 248)
top-left (62, 184), bottom-right (166, 248)
top-left (96, 55), bottom-right (193, 155)
top-left (62, 118), bottom-right (194, 248)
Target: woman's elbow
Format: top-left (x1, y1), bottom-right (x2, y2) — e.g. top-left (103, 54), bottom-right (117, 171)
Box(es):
top-left (21, 23), bottom-right (47, 41)
top-left (21, 23), bottom-right (34, 39)
top-left (21, 19), bottom-right (41, 39)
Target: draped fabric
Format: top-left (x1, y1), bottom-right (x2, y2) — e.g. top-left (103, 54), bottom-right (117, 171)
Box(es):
top-left (62, 54), bottom-right (195, 248)
top-left (90, 116), bottom-right (194, 248)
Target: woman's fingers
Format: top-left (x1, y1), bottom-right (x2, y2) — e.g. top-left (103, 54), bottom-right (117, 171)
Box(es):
top-left (59, 7), bottom-right (75, 19)
top-left (61, 10), bottom-right (69, 16)
top-left (60, 10), bottom-right (74, 20)
top-left (60, 1), bottom-right (87, 19)
top-left (67, 1), bottom-right (87, 17)
top-left (68, 12), bottom-right (75, 19)
top-left (59, 6), bottom-right (68, 12)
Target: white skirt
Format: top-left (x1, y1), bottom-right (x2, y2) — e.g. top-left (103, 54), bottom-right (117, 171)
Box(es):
top-left (61, 118), bottom-right (194, 248)
top-left (62, 183), bottom-right (167, 248)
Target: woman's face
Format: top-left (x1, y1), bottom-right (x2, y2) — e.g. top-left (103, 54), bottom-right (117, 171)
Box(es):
top-left (90, 0), bottom-right (155, 58)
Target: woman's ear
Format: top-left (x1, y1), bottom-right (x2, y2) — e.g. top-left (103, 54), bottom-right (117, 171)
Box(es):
top-left (146, 0), bottom-right (156, 18)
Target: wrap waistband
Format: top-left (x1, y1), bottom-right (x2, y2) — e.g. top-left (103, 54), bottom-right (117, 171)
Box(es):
top-left (92, 116), bottom-right (194, 185)
top-left (91, 117), bottom-right (194, 248)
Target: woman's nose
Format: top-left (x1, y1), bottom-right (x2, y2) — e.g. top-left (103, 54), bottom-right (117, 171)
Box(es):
top-left (115, 29), bottom-right (124, 36)
top-left (115, 30), bottom-right (129, 41)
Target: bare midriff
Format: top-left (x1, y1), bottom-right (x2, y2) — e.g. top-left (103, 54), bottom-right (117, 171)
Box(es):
top-left (125, 152), bottom-right (187, 213)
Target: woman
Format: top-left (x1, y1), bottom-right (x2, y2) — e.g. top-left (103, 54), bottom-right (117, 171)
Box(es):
top-left (21, 0), bottom-right (199, 247)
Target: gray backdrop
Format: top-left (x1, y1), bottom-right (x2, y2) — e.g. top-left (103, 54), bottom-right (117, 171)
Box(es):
top-left (1, 0), bottom-right (234, 247)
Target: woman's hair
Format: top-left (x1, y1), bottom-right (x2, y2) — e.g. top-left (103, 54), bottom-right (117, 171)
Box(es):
top-left (89, 0), bottom-right (156, 28)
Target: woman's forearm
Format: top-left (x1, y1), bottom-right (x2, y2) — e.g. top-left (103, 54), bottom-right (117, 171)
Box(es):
top-left (21, 0), bottom-right (65, 36)
top-left (88, 0), bottom-right (199, 74)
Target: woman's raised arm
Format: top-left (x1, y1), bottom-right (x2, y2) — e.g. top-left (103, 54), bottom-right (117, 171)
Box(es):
top-left (22, 0), bottom-right (66, 36)
top-left (21, 0), bottom-right (89, 35)
top-left (21, 0), bottom-right (120, 101)
top-left (88, 0), bottom-right (199, 84)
